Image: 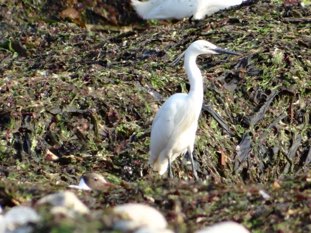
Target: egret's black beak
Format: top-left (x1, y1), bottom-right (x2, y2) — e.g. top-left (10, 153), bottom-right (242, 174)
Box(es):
top-left (212, 47), bottom-right (240, 56)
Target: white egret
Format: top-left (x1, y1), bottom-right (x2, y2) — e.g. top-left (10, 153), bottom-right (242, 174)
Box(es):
top-left (195, 221), bottom-right (250, 233)
top-left (131, 0), bottom-right (246, 20)
top-left (149, 40), bottom-right (238, 179)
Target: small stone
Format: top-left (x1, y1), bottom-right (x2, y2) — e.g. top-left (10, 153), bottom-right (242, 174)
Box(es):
top-left (195, 221), bottom-right (249, 233)
top-left (37, 191), bottom-right (89, 217)
top-left (2, 206), bottom-right (40, 233)
top-left (0, 215), bottom-right (6, 233)
top-left (134, 226), bottom-right (174, 233)
top-left (112, 203), bottom-right (168, 231)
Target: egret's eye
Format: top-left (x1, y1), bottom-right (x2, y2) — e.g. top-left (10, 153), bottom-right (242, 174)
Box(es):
top-left (94, 177), bottom-right (98, 181)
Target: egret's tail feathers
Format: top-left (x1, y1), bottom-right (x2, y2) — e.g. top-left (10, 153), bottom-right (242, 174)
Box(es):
top-left (149, 156), bottom-right (168, 175)
top-left (131, 0), bottom-right (154, 19)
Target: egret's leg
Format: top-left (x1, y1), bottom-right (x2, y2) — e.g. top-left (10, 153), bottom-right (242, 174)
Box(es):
top-left (167, 156), bottom-right (173, 178)
top-left (188, 15), bottom-right (193, 23)
top-left (188, 149), bottom-right (199, 180)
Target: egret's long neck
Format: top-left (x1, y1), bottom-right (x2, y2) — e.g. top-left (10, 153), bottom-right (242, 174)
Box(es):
top-left (184, 52), bottom-right (204, 101)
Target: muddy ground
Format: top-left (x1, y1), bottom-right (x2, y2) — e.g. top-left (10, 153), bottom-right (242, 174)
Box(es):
top-left (0, 0), bottom-right (310, 232)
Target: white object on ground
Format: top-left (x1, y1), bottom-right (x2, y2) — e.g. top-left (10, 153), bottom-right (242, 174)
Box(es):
top-left (134, 226), bottom-right (174, 233)
top-left (112, 203), bottom-right (169, 231)
top-left (37, 191), bottom-right (90, 216)
top-left (1, 206), bottom-right (40, 233)
top-left (195, 221), bottom-right (250, 233)
top-left (259, 189), bottom-right (271, 200)
top-left (131, 0), bottom-right (246, 20)
top-left (0, 215), bottom-right (5, 233)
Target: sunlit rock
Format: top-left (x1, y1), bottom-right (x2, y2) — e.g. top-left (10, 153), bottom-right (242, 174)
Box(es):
top-left (112, 203), bottom-right (169, 232)
top-left (37, 191), bottom-right (89, 217)
top-left (0, 215), bottom-right (4, 233)
top-left (195, 221), bottom-right (249, 233)
top-left (1, 206), bottom-right (40, 233)
top-left (134, 226), bottom-right (175, 233)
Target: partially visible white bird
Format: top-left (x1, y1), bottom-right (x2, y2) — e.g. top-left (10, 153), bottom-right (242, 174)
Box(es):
top-left (131, 0), bottom-right (246, 20)
top-left (149, 40), bottom-right (238, 179)
top-left (195, 221), bottom-right (250, 233)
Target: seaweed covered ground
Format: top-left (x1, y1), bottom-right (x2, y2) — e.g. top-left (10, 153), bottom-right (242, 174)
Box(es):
top-left (0, 0), bottom-right (310, 232)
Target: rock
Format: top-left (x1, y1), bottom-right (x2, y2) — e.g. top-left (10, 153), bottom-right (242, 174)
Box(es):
top-left (134, 226), bottom-right (174, 233)
top-left (1, 206), bottom-right (40, 233)
top-left (195, 221), bottom-right (249, 233)
top-left (37, 191), bottom-right (89, 217)
top-left (112, 203), bottom-right (169, 232)
top-left (0, 215), bottom-right (5, 233)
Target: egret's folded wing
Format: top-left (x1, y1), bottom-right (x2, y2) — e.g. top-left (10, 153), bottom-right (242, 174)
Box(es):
top-left (149, 94), bottom-right (188, 163)
top-left (133, 0), bottom-right (196, 19)
top-left (194, 0), bottom-right (243, 19)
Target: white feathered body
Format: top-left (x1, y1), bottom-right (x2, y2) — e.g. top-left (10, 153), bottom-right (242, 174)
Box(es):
top-left (195, 0), bottom-right (244, 19)
top-left (131, 0), bottom-right (195, 19)
top-left (131, 0), bottom-right (245, 20)
top-left (149, 92), bottom-right (202, 175)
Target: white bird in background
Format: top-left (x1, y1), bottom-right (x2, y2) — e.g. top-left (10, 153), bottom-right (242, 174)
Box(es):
top-left (131, 0), bottom-right (246, 20)
top-left (149, 40), bottom-right (238, 179)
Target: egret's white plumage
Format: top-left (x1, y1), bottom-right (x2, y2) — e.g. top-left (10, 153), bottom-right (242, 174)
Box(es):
top-left (195, 221), bottom-right (250, 233)
top-left (149, 40), bottom-right (238, 178)
top-left (131, 0), bottom-right (246, 20)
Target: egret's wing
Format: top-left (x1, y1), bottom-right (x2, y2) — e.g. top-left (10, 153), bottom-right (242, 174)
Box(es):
top-left (131, 0), bottom-right (165, 19)
top-left (145, 0), bottom-right (195, 19)
top-left (194, 0), bottom-right (243, 19)
top-left (149, 93), bottom-right (194, 163)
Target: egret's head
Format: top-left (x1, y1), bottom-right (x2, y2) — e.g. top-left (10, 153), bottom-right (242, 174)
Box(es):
top-left (189, 40), bottom-right (239, 56)
top-left (172, 40), bottom-right (239, 65)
